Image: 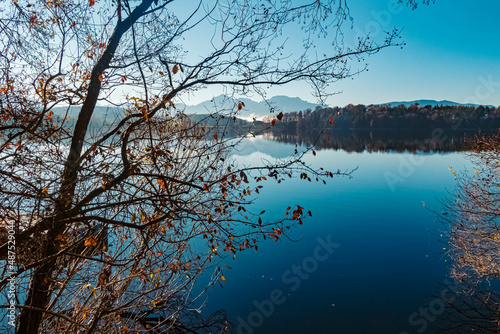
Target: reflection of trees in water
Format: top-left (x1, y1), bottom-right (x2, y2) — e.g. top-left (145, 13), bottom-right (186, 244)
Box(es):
top-left (437, 281), bottom-right (500, 333)
top-left (435, 135), bottom-right (500, 332)
top-left (263, 129), bottom-right (497, 153)
top-left (445, 135), bottom-right (500, 282)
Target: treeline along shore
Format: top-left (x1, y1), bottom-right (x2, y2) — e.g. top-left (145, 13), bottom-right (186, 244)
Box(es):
top-left (47, 104), bottom-right (499, 153)
top-left (264, 103), bottom-right (500, 152)
top-left (271, 103), bottom-right (500, 131)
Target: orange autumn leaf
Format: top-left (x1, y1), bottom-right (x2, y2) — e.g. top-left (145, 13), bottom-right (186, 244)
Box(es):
top-left (84, 236), bottom-right (98, 247)
top-left (328, 117), bottom-right (334, 124)
top-left (97, 270), bottom-right (109, 286)
top-left (41, 186), bottom-right (49, 196)
top-left (172, 64), bottom-right (179, 74)
top-left (213, 133), bottom-right (217, 140)
top-left (89, 0), bottom-right (95, 6)
top-left (271, 119), bottom-right (276, 126)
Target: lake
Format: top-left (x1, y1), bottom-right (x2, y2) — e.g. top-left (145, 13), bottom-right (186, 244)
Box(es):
top-left (199, 135), bottom-right (475, 334)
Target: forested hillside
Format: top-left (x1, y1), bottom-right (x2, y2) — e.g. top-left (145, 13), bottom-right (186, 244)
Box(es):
top-left (270, 103), bottom-right (500, 131)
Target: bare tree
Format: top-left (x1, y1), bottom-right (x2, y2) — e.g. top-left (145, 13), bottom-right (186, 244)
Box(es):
top-left (434, 134), bottom-right (500, 332)
top-left (441, 135), bottom-right (500, 283)
top-left (0, 0), bottom-right (426, 332)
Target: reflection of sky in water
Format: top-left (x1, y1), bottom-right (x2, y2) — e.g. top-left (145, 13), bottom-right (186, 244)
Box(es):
top-left (201, 136), bottom-right (474, 334)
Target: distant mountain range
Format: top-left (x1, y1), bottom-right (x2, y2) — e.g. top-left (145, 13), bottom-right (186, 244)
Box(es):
top-left (179, 95), bottom-right (323, 119)
top-left (51, 98), bottom-right (496, 125)
top-left (378, 99), bottom-right (495, 108)
top-left (52, 106), bottom-right (125, 126)
top-left (180, 96), bottom-right (496, 119)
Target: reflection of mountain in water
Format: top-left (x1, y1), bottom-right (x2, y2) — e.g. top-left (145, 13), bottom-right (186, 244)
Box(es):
top-left (263, 129), bottom-right (499, 153)
top-left (231, 137), bottom-right (298, 159)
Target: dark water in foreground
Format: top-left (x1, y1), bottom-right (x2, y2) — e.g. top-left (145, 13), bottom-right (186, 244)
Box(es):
top-left (200, 136), bottom-right (474, 334)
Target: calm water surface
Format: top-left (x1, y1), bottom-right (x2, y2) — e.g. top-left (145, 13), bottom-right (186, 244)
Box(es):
top-left (201, 136), bottom-right (473, 334)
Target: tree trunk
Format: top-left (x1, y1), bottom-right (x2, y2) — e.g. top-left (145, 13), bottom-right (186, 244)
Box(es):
top-left (17, 2), bottom-right (155, 331)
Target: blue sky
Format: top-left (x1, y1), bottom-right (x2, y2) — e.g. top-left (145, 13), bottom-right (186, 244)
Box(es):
top-left (180, 0), bottom-right (500, 107)
top-left (325, 0), bottom-right (500, 107)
